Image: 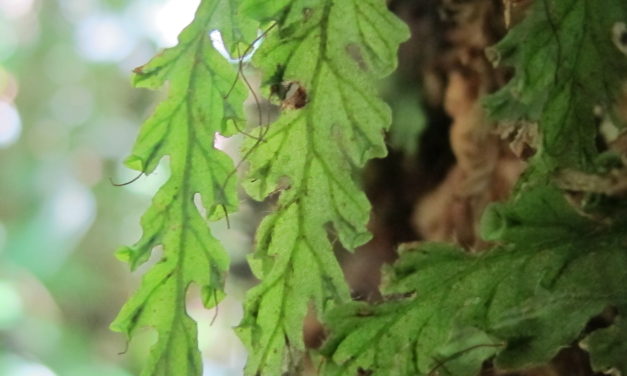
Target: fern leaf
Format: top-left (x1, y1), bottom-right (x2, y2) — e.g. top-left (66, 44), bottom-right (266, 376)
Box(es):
top-left (319, 2), bottom-right (627, 373)
top-left (322, 185), bottom-right (627, 375)
top-left (485, 0), bottom-right (627, 171)
top-left (235, 1), bottom-right (409, 374)
top-left (110, 1), bottom-right (254, 374)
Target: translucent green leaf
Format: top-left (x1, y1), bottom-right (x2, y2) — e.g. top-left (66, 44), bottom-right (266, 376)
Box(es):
top-left (211, 0), bottom-right (257, 56)
top-left (235, 1), bottom-right (409, 374)
top-left (484, 0), bottom-right (627, 171)
top-left (321, 185), bottom-right (627, 375)
top-left (239, 0), bottom-right (291, 21)
top-left (110, 1), bottom-right (253, 374)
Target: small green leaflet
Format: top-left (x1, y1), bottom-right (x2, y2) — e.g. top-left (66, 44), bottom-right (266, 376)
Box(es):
top-left (485, 0), bottom-right (627, 171)
top-left (235, 1), bottom-right (409, 375)
top-left (582, 317), bottom-right (627, 375)
top-left (321, 185), bottom-right (627, 375)
top-left (110, 1), bottom-right (254, 375)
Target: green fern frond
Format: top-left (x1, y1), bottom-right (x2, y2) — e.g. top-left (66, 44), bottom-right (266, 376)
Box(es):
top-left (235, 1), bottom-right (409, 374)
top-left (110, 1), bottom-right (254, 374)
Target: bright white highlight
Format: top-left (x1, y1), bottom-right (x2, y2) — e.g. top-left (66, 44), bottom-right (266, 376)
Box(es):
top-left (0, 0), bottom-right (35, 19)
top-left (209, 30), bottom-right (232, 60)
top-left (76, 14), bottom-right (134, 62)
top-left (50, 182), bottom-right (95, 236)
top-left (209, 30), bottom-right (263, 63)
top-left (11, 363), bottom-right (57, 376)
top-left (0, 100), bottom-right (21, 147)
top-left (152, 0), bottom-right (200, 46)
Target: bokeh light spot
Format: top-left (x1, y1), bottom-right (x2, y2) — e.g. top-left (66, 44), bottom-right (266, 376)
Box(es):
top-left (76, 14), bottom-right (134, 62)
top-left (0, 100), bottom-right (21, 147)
top-left (0, 68), bottom-right (19, 101)
top-left (0, 0), bottom-right (36, 19)
top-left (151, 0), bottom-right (200, 46)
top-left (0, 281), bottom-right (23, 329)
top-left (50, 182), bottom-right (96, 235)
top-left (49, 86), bottom-right (93, 126)
top-left (0, 21), bottom-right (17, 61)
top-left (44, 44), bottom-right (86, 84)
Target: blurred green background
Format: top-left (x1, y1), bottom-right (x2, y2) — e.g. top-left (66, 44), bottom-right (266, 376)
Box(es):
top-left (0, 0), bottom-right (254, 374)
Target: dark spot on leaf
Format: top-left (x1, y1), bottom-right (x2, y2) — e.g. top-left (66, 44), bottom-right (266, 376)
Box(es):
top-left (256, 164), bottom-right (271, 177)
top-left (356, 309), bottom-right (374, 317)
top-left (129, 307), bottom-right (144, 325)
top-left (279, 82), bottom-right (308, 110)
top-left (267, 64), bottom-right (285, 88)
top-left (346, 43), bottom-right (368, 71)
top-left (357, 367), bottom-right (373, 376)
top-left (303, 7), bottom-right (314, 20)
top-left (270, 77), bottom-right (308, 109)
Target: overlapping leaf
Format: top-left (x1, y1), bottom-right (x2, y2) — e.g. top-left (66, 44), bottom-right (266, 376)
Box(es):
top-left (582, 317), bottom-right (627, 375)
top-left (235, 1), bottom-right (409, 374)
top-left (321, 185), bottom-right (627, 375)
top-left (485, 0), bottom-right (627, 171)
top-left (110, 1), bottom-right (254, 374)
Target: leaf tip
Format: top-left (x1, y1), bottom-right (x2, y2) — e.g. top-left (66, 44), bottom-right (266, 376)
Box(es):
top-left (115, 246), bottom-right (134, 264)
top-left (201, 286), bottom-right (225, 309)
top-left (124, 155), bottom-right (145, 172)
